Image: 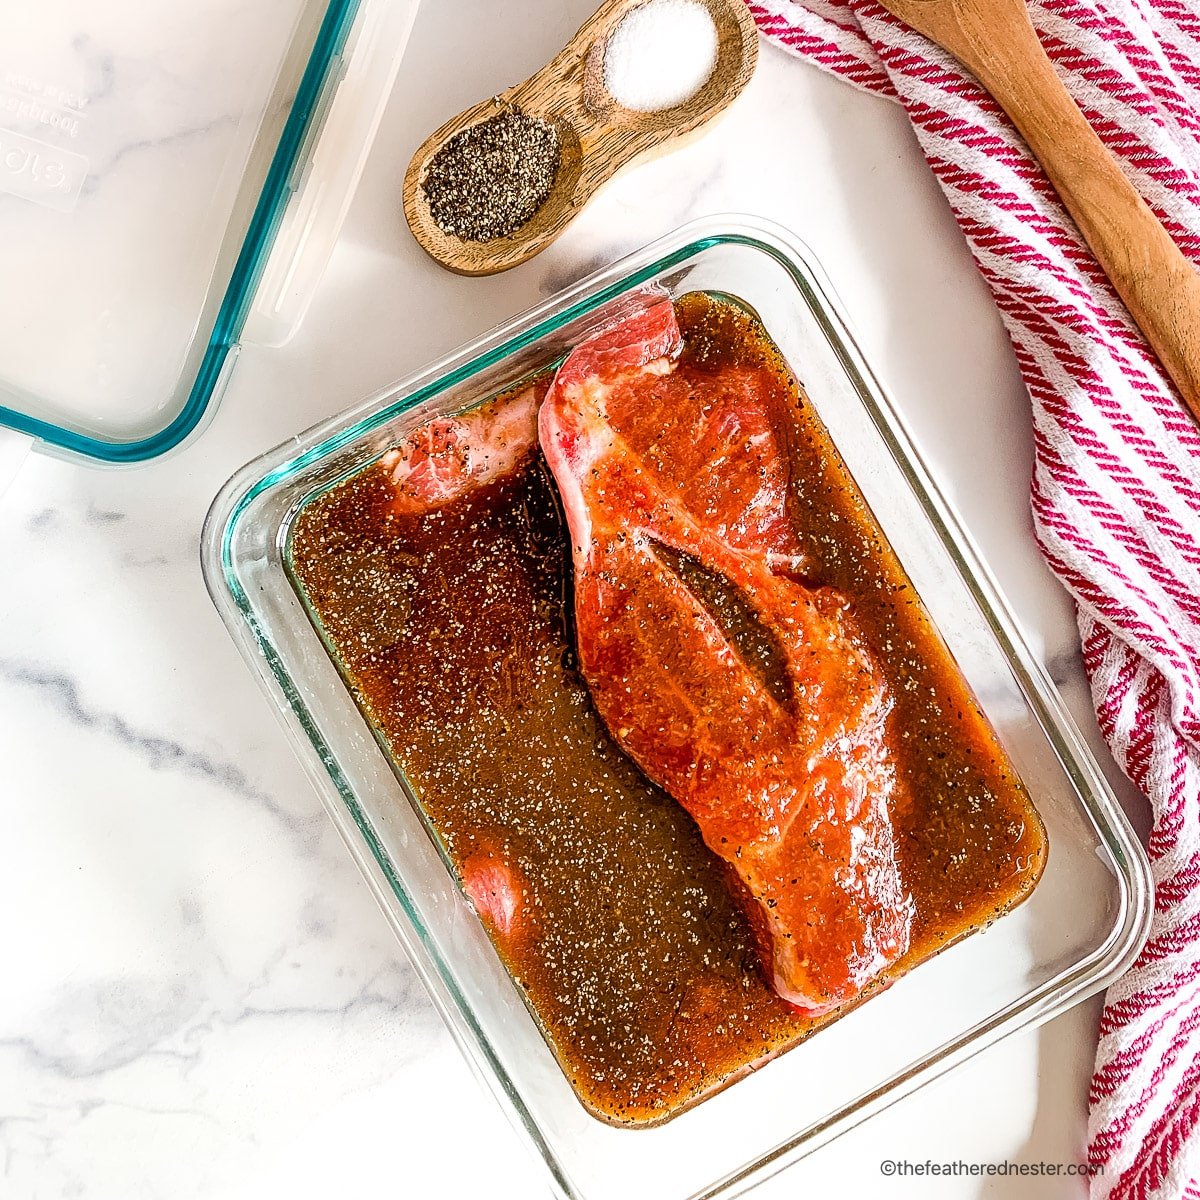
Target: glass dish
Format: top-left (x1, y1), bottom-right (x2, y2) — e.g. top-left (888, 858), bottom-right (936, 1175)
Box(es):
top-left (202, 216), bottom-right (1152, 1200)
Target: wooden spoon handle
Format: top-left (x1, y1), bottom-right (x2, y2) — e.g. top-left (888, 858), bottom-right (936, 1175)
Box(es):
top-left (952, 3), bottom-right (1200, 421)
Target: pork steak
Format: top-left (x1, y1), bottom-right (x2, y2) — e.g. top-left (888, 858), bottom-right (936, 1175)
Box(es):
top-left (381, 381), bottom-right (543, 516)
top-left (538, 296), bottom-right (914, 1014)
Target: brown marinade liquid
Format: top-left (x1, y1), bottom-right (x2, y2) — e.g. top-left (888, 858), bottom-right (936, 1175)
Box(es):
top-left (287, 293), bottom-right (1047, 1126)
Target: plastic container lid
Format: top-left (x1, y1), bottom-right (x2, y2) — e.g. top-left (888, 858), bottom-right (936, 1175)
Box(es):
top-left (0, 0), bottom-right (419, 464)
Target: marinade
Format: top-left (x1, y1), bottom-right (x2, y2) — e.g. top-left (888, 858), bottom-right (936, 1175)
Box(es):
top-left (287, 293), bottom-right (1047, 1125)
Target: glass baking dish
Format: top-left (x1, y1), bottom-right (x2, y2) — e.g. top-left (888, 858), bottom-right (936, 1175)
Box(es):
top-left (202, 216), bottom-right (1152, 1200)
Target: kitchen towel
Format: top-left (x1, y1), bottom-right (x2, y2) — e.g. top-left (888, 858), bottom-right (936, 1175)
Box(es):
top-left (745, 0), bottom-right (1200, 1195)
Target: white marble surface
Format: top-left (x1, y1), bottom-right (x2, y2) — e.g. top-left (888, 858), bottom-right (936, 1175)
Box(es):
top-left (0, 2), bottom-right (1151, 1197)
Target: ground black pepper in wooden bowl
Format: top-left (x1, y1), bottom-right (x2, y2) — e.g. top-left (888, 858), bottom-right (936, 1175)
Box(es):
top-left (421, 106), bottom-right (561, 242)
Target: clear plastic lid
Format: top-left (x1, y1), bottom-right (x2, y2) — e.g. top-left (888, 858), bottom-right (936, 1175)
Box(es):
top-left (0, 0), bottom-right (418, 463)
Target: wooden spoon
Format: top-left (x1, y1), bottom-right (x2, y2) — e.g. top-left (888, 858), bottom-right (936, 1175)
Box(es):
top-left (874, 0), bottom-right (1200, 423)
top-left (403, 0), bottom-right (758, 277)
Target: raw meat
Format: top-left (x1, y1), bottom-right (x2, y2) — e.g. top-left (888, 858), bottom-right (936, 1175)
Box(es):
top-left (539, 296), bottom-right (914, 1014)
top-left (461, 849), bottom-right (525, 940)
top-left (381, 382), bottom-right (541, 516)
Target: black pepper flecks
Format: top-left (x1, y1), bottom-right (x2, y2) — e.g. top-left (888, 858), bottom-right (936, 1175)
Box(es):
top-left (286, 296), bottom-right (1047, 1125)
top-left (422, 106), bottom-right (561, 242)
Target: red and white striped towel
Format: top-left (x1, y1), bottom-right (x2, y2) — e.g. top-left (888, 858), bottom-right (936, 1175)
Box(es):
top-left (745, 0), bottom-right (1200, 1193)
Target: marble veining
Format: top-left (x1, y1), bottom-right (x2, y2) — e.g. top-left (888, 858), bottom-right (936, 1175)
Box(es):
top-left (0, 658), bottom-right (306, 835)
